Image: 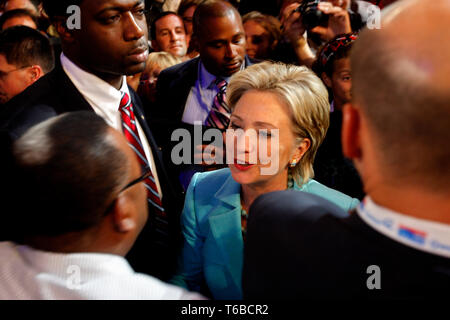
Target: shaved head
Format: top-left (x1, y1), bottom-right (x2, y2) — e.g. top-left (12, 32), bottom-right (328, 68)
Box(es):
top-left (351, 0), bottom-right (450, 190)
top-left (193, 0), bottom-right (241, 37)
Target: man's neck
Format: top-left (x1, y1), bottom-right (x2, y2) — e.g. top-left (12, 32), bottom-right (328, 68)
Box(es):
top-left (25, 223), bottom-right (130, 257)
top-left (63, 53), bottom-right (123, 90)
top-left (367, 183), bottom-right (450, 225)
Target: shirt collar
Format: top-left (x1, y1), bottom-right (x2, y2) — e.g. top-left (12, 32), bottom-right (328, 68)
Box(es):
top-left (198, 59), bottom-right (246, 89)
top-left (199, 61), bottom-right (219, 90)
top-left (60, 53), bottom-right (129, 110)
top-left (357, 196), bottom-right (450, 258)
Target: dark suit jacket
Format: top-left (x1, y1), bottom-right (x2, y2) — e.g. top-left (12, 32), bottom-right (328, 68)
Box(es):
top-left (243, 190), bottom-right (450, 300)
top-left (0, 65), bottom-right (185, 280)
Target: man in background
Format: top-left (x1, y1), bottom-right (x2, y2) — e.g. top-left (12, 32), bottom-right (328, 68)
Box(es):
top-left (150, 11), bottom-right (188, 60)
top-left (153, 0), bottom-right (254, 190)
top-left (3, 0), bottom-right (39, 15)
top-left (0, 25), bottom-right (53, 104)
top-left (0, 9), bottom-right (38, 30)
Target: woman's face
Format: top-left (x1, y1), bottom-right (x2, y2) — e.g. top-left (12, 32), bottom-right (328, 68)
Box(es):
top-left (227, 90), bottom-right (306, 189)
top-left (330, 57), bottom-right (352, 106)
top-left (244, 20), bottom-right (272, 59)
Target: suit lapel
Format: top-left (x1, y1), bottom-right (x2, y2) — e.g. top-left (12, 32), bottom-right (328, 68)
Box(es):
top-left (208, 174), bottom-right (243, 292)
top-left (130, 88), bottom-right (182, 201)
top-left (172, 58), bottom-right (199, 119)
top-left (50, 66), bottom-right (93, 113)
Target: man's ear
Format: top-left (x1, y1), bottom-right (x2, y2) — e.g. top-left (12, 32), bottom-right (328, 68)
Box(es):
top-left (342, 102), bottom-right (361, 160)
top-left (112, 194), bottom-right (136, 233)
top-left (26, 65), bottom-right (44, 85)
top-left (321, 72), bottom-right (332, 88)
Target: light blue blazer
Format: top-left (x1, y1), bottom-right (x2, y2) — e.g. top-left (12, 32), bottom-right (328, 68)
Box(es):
top-left (171, 168), bottom-right (359, 300)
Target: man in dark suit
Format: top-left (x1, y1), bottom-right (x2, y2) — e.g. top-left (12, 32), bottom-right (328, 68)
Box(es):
top-left (243, 0), bottom-right (450, 300)
top-left (0, 0), bottom-right (184, 281)
top-left (151, 0), bottom-right (255, 190)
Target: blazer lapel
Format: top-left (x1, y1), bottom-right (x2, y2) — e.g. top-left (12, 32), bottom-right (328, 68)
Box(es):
top-left (172, 58), bottom-right (199, 119)
top-left (208, 174), bottom-right (243, 293)
top-left (131, 88), bottom-right (183, 202)
top-left (50, 66), bottom-right (93, 113)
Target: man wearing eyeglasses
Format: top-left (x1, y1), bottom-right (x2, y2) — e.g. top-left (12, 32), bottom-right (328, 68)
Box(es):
top-left (0, 25), bottom-right (54, 104)
top-left (0, 111), bottom-right (204, 299)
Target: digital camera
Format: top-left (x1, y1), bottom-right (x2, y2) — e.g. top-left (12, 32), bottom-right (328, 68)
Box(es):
top-left (295, 0), bottom-right (329, 30)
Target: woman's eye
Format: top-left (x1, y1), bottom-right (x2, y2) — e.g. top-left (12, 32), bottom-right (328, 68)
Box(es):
top-left (229, 123), bottom-right (240, 130)
top-left (259, 130), bottom-right (272, 137)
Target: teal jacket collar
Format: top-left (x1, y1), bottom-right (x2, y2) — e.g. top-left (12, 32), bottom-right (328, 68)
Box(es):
top-left (209, 174), bottom-right (304, 298)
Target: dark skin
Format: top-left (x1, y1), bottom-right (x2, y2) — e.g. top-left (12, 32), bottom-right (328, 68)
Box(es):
top-left (56, 0), bottom-right (149, 89)
top-left (192, 2), bottom-right (246, 77)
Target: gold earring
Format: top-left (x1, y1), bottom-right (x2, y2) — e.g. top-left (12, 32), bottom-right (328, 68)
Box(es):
top-left (290, 159), bottom-right (297, 167)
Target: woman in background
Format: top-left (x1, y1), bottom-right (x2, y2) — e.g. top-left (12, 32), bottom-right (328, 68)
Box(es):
top-left (243, 11), bottom-right (281, 60)
top-left (137, 51), bottom-right (182, 106)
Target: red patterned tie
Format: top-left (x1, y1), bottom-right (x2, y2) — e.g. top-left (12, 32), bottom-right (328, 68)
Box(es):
top-left (119, 92), bottom-right (165, 217)
top-left (205, 79), bottom-right (231, 129)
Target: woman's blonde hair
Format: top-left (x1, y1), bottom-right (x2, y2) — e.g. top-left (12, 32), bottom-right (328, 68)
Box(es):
top-left (145, 51), bottom-right (182, 73)
top-left (227, 61), bottom-right (330, 185)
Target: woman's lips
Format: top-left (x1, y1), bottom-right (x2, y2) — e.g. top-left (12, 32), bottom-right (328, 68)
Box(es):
top-left (233, 161), bottom-right (255, 171)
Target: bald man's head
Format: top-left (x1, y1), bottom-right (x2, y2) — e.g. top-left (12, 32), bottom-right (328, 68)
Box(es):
top-left (351, 0), bottom-right (450, 190)
top-left (193, 0), bottom-right (240, 37)
top-left (191, 0), bottom-right (246, 77)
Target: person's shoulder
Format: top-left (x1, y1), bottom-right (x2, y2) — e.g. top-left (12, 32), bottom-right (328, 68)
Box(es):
top-left (0, 242), bottom-right (18, 259)
top-left (190, 168), bottom-right (232, 189)
top-left (1, 68), bottom-right (60, 126)
top-left (300, 179), bottom-right (360, 212)
top-left (250, 190), bottom-right (348, 225)
top-left (156, 58), bottom-right (199, 95)
top-left (159, 57), bottom-right (199, 79)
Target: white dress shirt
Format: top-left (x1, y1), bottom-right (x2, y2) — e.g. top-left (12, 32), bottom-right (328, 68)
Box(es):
top-left (60, 53), bottom-right (162, 197)
top-left (0, 242), bottom-right (204, 300)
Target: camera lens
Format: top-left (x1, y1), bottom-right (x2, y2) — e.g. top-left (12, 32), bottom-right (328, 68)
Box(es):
top-left (297, 0), bottom-right (327, 30)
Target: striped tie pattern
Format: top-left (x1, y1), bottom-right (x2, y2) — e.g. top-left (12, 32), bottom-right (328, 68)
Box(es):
top-left (119, 92), bottom-right (165, 218)
top-left (205, 79), bottom-right (231, 129)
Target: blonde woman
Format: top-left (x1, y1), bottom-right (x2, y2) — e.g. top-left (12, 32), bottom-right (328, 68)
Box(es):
top-left (138, 51), bottom-right (183, 105)
top-left (171, 62), bottom-right (359, 299)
